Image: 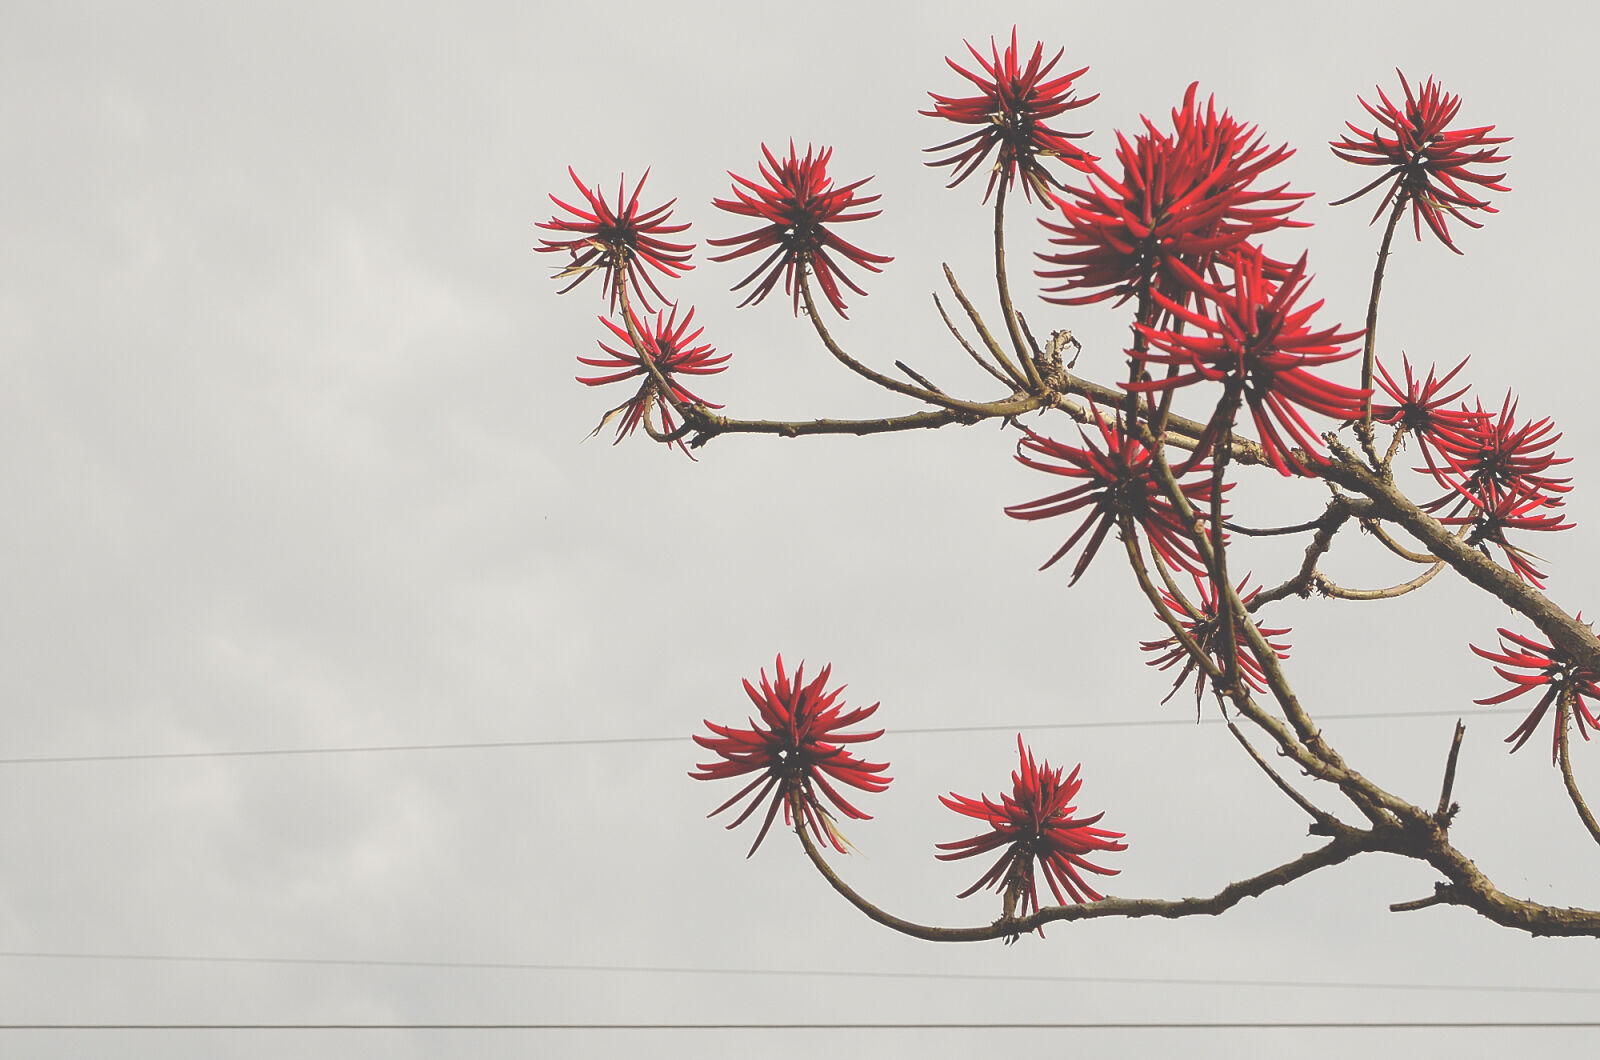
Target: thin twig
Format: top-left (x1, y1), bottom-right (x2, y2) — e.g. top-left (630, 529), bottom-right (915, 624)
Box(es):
top-left (686, 406), bottom-right (1001, 447)
top-left (1357, 193), bottom-right (1409, 458)
top-left (1312, 561), bottom-right (1445, 602)
top-left (1252, 501), bottom-right (1353, 608)
top-left (1364, 519), bottom-right (1440, 564)
top-left (992, 180), bottom-right (1042, 390)
top-left (1226, 517), bottom-right (1331, 538)
top-left (1224, 717), bottom-right (1344, 833)
top-left (894, 360), bottom-right (943, 394)
top-left (1558, 704), bottom-right (1600, 850)
top-left (1436, 720), bottom-right (1466, 822)
top-left (791, 786), bottom-right (1373, 941)
top-left (933, 292), bottom-right (1013, 386)
top-left (942, 264), bottom-right (1027, 387)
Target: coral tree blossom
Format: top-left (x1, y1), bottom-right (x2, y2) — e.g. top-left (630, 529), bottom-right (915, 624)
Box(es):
top-left (921, 28), bottom-right (1097, 205)
top-left (1005, 404), bottom-right (1222, 586)
top-left (708, 143), bottom-right (892, 318)
top-left (1330, 71), bottom-right (1510, 253)
top-left (1132, 247), bottom-right (1368, 476)
top-left (1037, 84), bottom-right (1306, 311)
top-left (1140, 576), bottom-right (1292, 707)
top-left (1472, 628), bottom-right (1600, 763)
top-left (937, 736), bottom-right (1126, 926)
top-left (691, 656), bottom-right (891, 857)
top-left (536, 168), bottom-right (694, 312)
top-left (1372, 355), bottom-right (1481, 465)
top-left (578, 305), bottom-right (728, 455)
top-left (1420, 394), bottom-right (1573, 587)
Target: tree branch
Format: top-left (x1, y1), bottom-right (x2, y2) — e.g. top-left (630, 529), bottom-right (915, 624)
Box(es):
top-left (1558, 705), bottom-right (1600, 850)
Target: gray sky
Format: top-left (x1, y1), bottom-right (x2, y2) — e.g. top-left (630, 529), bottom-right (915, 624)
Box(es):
top-left (4, 1), bottom-right (1599, 1056)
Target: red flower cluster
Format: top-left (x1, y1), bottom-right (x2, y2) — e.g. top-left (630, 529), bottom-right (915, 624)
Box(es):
top-left (1140, 576), bottom-right (1291, 707)
top-left (1331, 71), bottom-right (1510, 253)
top-left (579, 305), bottom-right (728, 455)
top-left (1132, 247), bottom-right (1368, 476)
top-left (708, 143), bottom-right (893, 318)
top-left (922, 28), bottom-right (1096, 205)
top-left (1372, 356), bottom-right (1479, 459)
top-left (937, 736), bottom-right (1126, 926)
top-left (1037, 84), bottom-right (1307, 312)
top-left (1005, 405), bottom-right (1222, 586)
top-left (536, 168), bottom-right (694, 312)
top-left (691, 656), bottom-right (891, 857)
top-left (1473, 628), bottom-right (1600, 763)
top-left (1420, 394), bottom-right (1573, 587)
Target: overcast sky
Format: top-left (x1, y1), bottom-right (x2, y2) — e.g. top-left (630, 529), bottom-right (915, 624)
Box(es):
top-left (4, 1), bottom-right (1599, 1056)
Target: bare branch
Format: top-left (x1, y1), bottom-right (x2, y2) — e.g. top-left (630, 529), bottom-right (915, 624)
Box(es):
top-left (1224, 716), bottom-right (1346, 834)
top-left (791, 784), bottom-right (1375, 942)
top-left (941, 264), bottom-right (1027, 388)
top-left (1558, 705), bottom-right (1600, 850)
top-left (1312, 561), bottom-right (1445, 602)
top-left (992, 180), bottom-right (1043, 391)
top-left (933, 291), bottom-right (1014, 387)
top-left (1251, 499), bottom-right (1355, 607)
top-left (1436, 720), bottom-right (1465, 822)
top-left (894, 360), bottom-right (944, 393)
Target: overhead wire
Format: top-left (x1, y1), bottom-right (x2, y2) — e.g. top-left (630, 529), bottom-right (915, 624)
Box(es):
top-left (1, 948), bottom-right (1597, 996)
top-left (0, 707), bottom-right (1516, 766)
top-left (2, 1020), bottom-right (1597, 1030)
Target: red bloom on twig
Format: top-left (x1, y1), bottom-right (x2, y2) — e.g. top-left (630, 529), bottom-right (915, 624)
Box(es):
top-left (1132, 247), bottom-right (1368, 476)
top-left (1472, 627), bottom-right (1600, 763)
top-left (1420, 394), bottom-right (1573, 585)
top-left (1005, 404), bottom-right (1222, 585)
top-left (691, 656), bottom-right (891, 857)
top-left (1373, 355), bottom-right (1482, 464)
top-left (536, 168), bottom-right (694, 312)
top-left (1140, 576), bottom-right (1291, 707)
top-left (579, 305), bottom-right (728, 455)
top-left (937, 736), bottom-right (1126, 928)
top-left (1037, 84), bottom-right (1306, 311)
top-left (1461, 492), bottom-right (1570, 589)
top-left (922, 28), bottom-right (1097, 205)
top-left (708, 143), bottom-right (893, 318)
top-left (1330, 71), bottom-right (1510, 253)
top-left (1423, 394), bottom-right (1573, 516)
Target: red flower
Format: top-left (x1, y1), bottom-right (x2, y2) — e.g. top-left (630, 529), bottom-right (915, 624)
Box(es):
top-left (937, 736), bottom-right (1126, 927)
top-left (1005, 404), bottom-right (1223, 586)
top-left (1417, 393), bottom-right (1573, 586)
top-left (691, 656), bottom-right (891, 857)
top-left (1461, 490), bottom-right (1572, 590)
top-left (1330, 71), bottom-right (1510, 253)
top-left (1132, 247), bottom-right (1368, 476)
top-left (536, 168), bottom-right (694, 312)
top-left (1140, 576), bottom-right (1291, 707)
top-left (921, 28), bottom-right (1097, 205)
top-left (579, 305), bottom-right (728, 455)
top-left (1423, 394), bottom-right (1572, 517)
top-left (708, 143), bottom-right (893, 318)
top-left (1472, 627), bottom-right (1600, 763)
top-left (1373, 355), bottom-right (1483, 472)
top-left (1037, 84), bottom-right (1306, 311)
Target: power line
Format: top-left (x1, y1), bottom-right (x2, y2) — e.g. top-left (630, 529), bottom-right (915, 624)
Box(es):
top-left (4, 950), bottom-right (1595, 997)
top-left (0, 707), bottom-right (1514, 766)
top-left (2, 1021), bottom-right (1596, 1031)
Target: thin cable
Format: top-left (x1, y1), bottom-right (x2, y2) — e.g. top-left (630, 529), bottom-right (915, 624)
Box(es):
top-left (0, 708), bottom-right (1517, 766)
top-left (4, 950), bottom-right (1596, 997)
top-left (2, 1021), bottom-right (1596, 1030)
